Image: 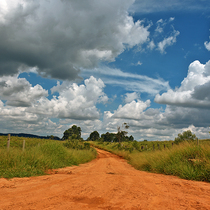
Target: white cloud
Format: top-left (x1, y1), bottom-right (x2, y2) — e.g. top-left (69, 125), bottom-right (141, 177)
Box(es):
top-left (0, 0), bottom-right (150, 80)
top-left (157, 30), bottom-right (180, 54)
top-left (147, 40), bottom-right (155, 50)
top-left (32, 76), bottom-right (108, 120)
top-left (155, 19), bottom-right (166, 34)
top-left (82, 66), bottom-right (170, 95)
top-left (0, 73), bottom-right (209, 140)
top-left (0, 75), bottom-right (48, 107)
top-left (0, 75), bottom-right (108, 137)
top-left (124, 92), bottom-right (140, 103)
top-left (169, 17), bottom-right (175, 22)
top-left (204, 41), bottom-right (210, 51)
top-left (155, 60), bottom-right (210, 108)
top-left (132, 61), bottom-right (143, 66)
top-left (112, 99), bottom-right (151, 120)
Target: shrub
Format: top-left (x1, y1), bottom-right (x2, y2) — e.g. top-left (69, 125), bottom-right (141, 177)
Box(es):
top-left (174, 130), bottom-right (198, 144)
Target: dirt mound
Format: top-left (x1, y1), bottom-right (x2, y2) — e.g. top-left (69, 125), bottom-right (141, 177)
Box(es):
top-left (0, 148), bottom-right (210, 209)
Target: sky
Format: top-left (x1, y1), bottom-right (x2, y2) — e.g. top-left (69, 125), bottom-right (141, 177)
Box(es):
top-left (0, 0), bottom-right (210, 141)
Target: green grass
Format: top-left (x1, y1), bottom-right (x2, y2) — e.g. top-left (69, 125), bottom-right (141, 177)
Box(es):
top-left (0, 136), bottom-right (97, 179)
top-left (90, 140), bottom-right (210, 182)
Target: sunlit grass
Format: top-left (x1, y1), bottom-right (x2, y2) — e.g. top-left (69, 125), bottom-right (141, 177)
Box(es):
top-left (0, 137), bottom-right (97, 179)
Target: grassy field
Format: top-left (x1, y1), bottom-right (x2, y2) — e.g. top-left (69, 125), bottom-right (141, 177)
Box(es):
top-left (90, 140), bottom-right (210, 182)
top-left (0, 136), bottom-right (97, 179)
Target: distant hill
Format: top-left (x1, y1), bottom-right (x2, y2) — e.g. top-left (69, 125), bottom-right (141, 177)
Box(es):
top-left (0, 133), bottom-right (61, 140)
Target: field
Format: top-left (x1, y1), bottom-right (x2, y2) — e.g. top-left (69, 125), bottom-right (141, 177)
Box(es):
top-left (90, 139), bottom-right (210, 182)
top-left (0, 135), bottom-right (97, 178)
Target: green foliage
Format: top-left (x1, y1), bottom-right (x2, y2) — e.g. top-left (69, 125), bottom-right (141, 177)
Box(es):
top-left (100, 132), bottom-right (134, 142)
top-left (101, 132), bottom-right (116, 142)
top-left (174, 130), bottom-right (198, 144)
top-left (63, 139), bottom-right (91, 150)
top-left (62, 125), bottom-right (81, 140)
top-left (117, 122), bottom-right (129, 143)
top-left (89, 131), bottom-right (100, 141)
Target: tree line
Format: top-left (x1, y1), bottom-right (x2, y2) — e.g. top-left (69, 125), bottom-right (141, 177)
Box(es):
top-left (62, 124), bottom-right (200, 145)
top-left (62, 124), bottom-right (134, 142)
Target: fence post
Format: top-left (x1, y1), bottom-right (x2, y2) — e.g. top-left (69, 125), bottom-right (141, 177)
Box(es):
top-left (197, 138), bottom-right (199, 146)
top-left (7, 134), bottom-right (10, 151)
top-left (22, 140), bottom-right (25, 151)
top-left (158, 144), bottom-right (160, 150)
top-left (172, 142), bottom-right (174, 147)
top-left (164, 144), bottom-right (166, 149)
top-left (153, 144), bottom-right (155, 150)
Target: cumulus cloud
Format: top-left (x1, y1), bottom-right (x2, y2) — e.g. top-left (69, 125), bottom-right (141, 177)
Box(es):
top-left (0, 75), bottom-right (108, 136)
top-left (102, 100), bottom-right (210, 141)
top-left (155, 60), bottom-right (210, 108)
top-left (124, 92), bottom-right (140, 103)
top-left (0, 0), bottom-right (150, 80)
top-left (0, 75), bottom-right (48, 107)
top-left (112, 99), bottom-right (151, 120)
top-left (29, 76), bottom-right (108, 120)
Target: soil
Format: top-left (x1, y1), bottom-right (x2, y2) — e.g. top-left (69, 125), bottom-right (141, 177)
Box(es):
top-left (0, 148), bottom-right (210, 210)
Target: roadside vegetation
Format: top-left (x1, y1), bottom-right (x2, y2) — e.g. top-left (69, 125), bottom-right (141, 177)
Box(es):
top-left (89, 130), bottom-right (210, 182)
top-left (0, 134), bottom-right (96, 179)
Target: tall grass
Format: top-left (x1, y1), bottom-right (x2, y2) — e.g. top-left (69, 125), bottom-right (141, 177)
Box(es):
top-left (0, 137), bottom-right (97, 179)
top-left (129, 142), bottom-right (210, 182)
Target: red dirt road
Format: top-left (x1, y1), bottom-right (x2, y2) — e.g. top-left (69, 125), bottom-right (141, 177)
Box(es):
top-left (0, 148), bottom-right (210, 210)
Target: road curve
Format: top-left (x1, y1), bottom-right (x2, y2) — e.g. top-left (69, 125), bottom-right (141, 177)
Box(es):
top-left (0, 148), bottom-right (210, 210)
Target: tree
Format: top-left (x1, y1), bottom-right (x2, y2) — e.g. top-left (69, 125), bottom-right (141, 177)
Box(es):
top-left (117, 123), bottom-right (129, 143)
top-left (101, 132), bottom-right (116, 142)
top-left (174, 130), bottom-right (198, 144)
top-left (62, 125), bottom-right (81, 140)
top-left (89, 131), bottom-right (100, 141)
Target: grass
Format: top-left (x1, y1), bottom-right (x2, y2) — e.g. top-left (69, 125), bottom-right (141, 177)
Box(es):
top-left (0, 136), bottom-right (97, 179)
top-left (90, 140), bottom-right (210, 182)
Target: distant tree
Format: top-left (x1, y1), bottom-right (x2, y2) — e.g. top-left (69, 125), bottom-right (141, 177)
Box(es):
top-left (101, 132), bottom-right (116, 142)
top-left (129, 135), bottom-right (134, 141)
top-left (62, 125), bottom-right (81, 140)
top-left (89, 131), bottom-right (100, 141)
top-left (174, 130), bottom-right (198, 144)
top-left (117, 123), bottom-right (129, 143)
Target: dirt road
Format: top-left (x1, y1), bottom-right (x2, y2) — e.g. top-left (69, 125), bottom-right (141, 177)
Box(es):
top-left (0, 148), bottom-right (210, 210)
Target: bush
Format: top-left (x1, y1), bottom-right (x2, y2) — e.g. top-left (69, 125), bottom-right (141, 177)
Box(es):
top-left (174, 130), bottom-right (198, 144)
top-left (63, 139), bottom-right (91, 150)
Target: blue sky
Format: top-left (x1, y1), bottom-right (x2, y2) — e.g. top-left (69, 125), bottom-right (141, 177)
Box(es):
top-left (0, 0), bottom-right (210, 140)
